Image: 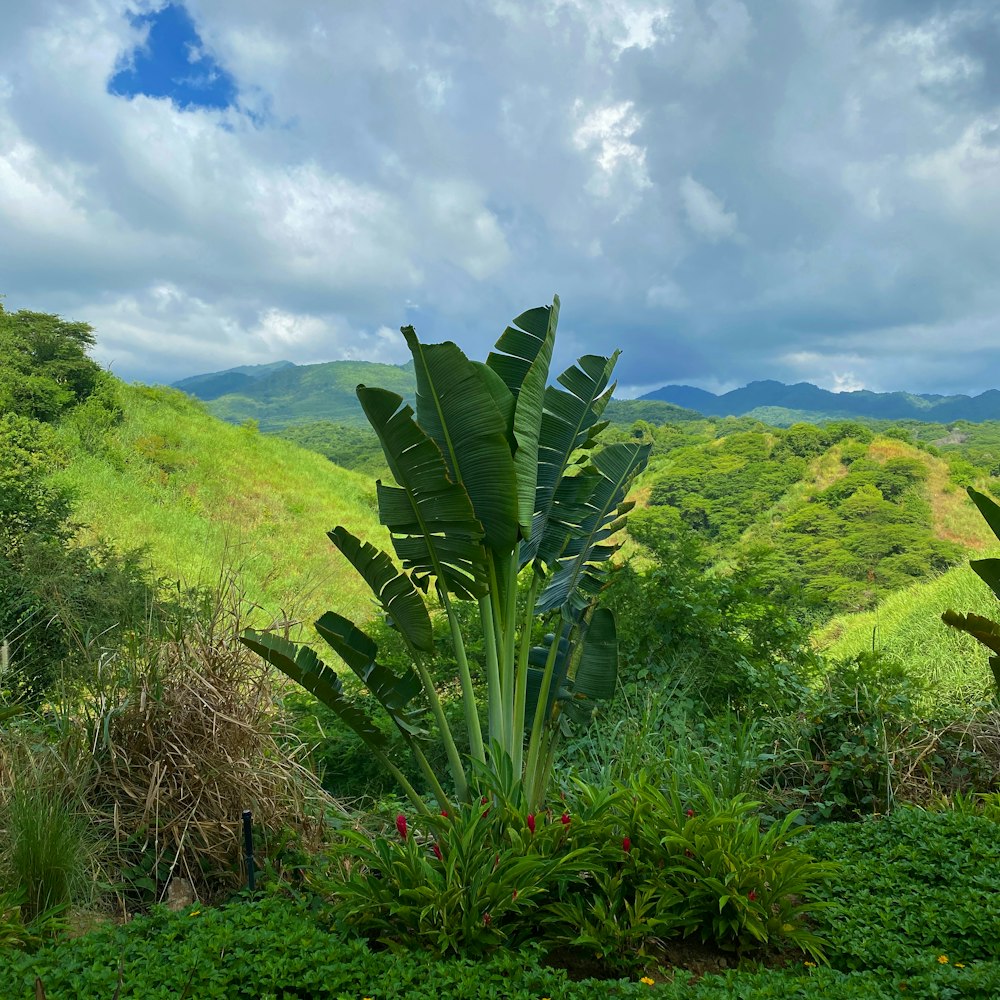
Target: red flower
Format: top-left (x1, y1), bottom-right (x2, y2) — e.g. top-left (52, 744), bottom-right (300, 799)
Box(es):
top-left (440, 810), bottom-right (449, 817)
top-left (561, 812), bottom-right (571, 826)
top-left (432, 844), bottom-right (442, 861)
top-left (526, 813), bottom-right (536, 834)
top-left (511, 889), bottom-right (518, 901)
top-left (622, 836), bottom-right (632, 853)
top-left (686, 809), bottom-right (695, 818)
top-left (747, 890), bottom-right (758, 901)
top-left (482, 911), bottom-right (492, 926)
top-left (395, 814), bottom-right (408, 840)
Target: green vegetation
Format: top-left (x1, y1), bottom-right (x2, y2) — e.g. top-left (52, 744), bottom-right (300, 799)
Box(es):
top-left (8, 296), bottom-right (1000, 996)
top-left (243, 299), bottom-right (649, 811)
top-left (201, 358), bottom-right (417, 429)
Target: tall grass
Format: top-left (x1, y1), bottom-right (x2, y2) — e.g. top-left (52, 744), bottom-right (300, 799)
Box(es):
top-left (0, 750), bottom-right (94, 923)
top-left (815, 559), bottom-right (1000, 708)
top-left (51, 384), bottom-right (388, 629)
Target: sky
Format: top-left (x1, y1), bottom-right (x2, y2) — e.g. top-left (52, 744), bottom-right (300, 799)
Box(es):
top-left (2, 1), bottom-right (1000, 397)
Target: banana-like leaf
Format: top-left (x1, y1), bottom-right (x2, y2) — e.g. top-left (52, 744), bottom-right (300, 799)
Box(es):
top-left (941, 610), bottom-right (1000, 656)
top-left (358, 385), bottom-right (488, 601)
top-left (970, 558), bottom-right (1000, 601)
top-left (327, 527), bottom-right (433, 653)
top-left (525, 353), bottom-right (620, 565)
top-left (524, 630), bottom-right (571, 728)
top-left (536, 441), bottom-right (651, 621)
top-left (402, 329), bottom-right (519, 556)
top-left (572, 608), bottom-right (617, 701)
top-left (239, 630), bottom-right (389, 748)
top-left (486, 299), bottom-right (559, 540)
top-left (968, 487), bottom-right (1000, 544)
top-left (314, 611), bottom-right (425, 737)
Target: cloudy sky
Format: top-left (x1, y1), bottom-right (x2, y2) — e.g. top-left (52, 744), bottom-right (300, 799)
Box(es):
top-left (3, 0), bottom-right (1000, 396)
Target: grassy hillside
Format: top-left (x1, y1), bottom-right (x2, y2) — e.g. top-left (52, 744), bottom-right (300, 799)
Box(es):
top-left (52, 382), bottom-right (389, 627)
top-left (815, 560), bottom-right (999, 704)
top-left (202, 359), bottom-right (416, 429)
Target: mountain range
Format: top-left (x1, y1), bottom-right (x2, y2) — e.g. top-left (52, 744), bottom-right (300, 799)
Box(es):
top-left (640, 379), bottom-right (1000, 423)
top-left (171, 361), bottom-right (1000, 429)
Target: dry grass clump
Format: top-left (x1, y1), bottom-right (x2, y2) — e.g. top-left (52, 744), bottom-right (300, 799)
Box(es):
top-left (82, 613), bottom-right (336, 902)
top-left (890, 709), bottom-right (1000, 808)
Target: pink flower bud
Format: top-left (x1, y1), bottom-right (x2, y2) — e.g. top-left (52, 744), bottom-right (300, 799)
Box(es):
top-left (432, 843), bottom-right (442, 861)
top-left (622, 836), bottom-right (632, 853)
top-left (747, 889), bottom-right (757, 901)
top-left (395, 813), bottom-right (407, 840)
top-left (686, 808), bottom-right (695, 818)
top-left (482, 910), bottom-right (492, 926)
top-left (526, 813), bottom-right (536, 834)
top-left (561, 812), bottom-right (571, 826)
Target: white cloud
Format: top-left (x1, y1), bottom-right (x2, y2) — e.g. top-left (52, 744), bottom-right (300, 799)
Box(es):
top-left (678, 175), bottom-right (739, 243)
top-left (1, 0), bottom-right (1000, 396)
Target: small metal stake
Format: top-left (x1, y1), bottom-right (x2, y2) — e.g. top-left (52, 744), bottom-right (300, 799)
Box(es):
top-left (242, 810), bottom-right (256, 892)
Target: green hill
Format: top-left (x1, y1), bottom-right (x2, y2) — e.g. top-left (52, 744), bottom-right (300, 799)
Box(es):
top-left (53, 382), bottom-right (389, 627)
top-left (815, 560), bottom-right (999, 705)
top-left (189, 359), bottom-right (417, 430)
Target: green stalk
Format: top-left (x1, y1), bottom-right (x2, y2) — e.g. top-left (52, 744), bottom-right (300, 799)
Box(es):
top-left (412, 656), bottom-right (468, 804)
top-left (409, 741), bottom-right (453, 815)
top-left (441, 589), bottom-right (485, 765)
top-left (478, 594), bottom-right (503, 750)
top-left (501, 553), bottom-right (519, 749)
top-left (487, 556), bottom-right (508, 747)
top-left (530, 720), bottom-right (563, 811)
top-left (510, 572), bottom-right (541, 776)
top-left (522, 625), bottom-right (562, 798)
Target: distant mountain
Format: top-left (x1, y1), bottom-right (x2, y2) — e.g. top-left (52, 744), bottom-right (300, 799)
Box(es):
top-left (173, 361), bottom-right (296, 402)
top-left (173, 358), bottom-right (417, 429)
top-left (640, 379), bottom-right (1000, 423)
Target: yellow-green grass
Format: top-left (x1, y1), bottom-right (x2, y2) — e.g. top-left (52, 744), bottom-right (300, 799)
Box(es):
top-left (815, 559), bottom-right (1000, 706)
top-left (52, 384), bottom-right (389, 629)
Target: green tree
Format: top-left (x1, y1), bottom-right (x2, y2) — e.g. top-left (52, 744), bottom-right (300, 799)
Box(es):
top-left (0, 304), bottom-right (101, 421)
top-left (242, 299), bottom-right (649, 812)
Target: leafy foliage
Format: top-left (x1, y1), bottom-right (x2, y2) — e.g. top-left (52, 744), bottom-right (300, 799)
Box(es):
top-left (243, 299), bottom-right (649, 810)
top-left (0, 305), bottom-right (101, 421)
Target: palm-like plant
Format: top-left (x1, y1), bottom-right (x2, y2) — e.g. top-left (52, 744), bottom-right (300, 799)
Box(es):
top-left (241, 298), bottom-right (649, 812)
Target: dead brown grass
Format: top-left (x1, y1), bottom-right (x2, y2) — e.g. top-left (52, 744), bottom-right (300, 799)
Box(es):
top-left (83, 620), bottom-right (336, 903)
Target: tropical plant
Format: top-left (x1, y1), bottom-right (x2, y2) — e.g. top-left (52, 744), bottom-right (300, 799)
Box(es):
top-left (242, 298), bottom-right (649, 811)
top-left (942, 486), bottom-right (1000, 694)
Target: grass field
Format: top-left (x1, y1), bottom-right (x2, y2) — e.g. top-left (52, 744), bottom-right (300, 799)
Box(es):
top-left (815, 559), bottom-right (999, 705)
top-left (51, 383), bottom-right (389, 629)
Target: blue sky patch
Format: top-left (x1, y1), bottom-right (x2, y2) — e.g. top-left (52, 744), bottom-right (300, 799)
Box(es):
top-left (109, 3), bottom-right (237, 111)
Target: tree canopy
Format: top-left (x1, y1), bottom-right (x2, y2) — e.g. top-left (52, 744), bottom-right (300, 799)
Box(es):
top-left (0, 303), bottom-right (101, 421)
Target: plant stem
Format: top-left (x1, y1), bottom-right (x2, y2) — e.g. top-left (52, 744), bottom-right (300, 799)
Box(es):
top-left (412, 656), bottom-right (468, 804)
top-left (510, 572), bottom-right (541, 776)
top-left (441, 589), bottom-right (485, 765)
top-left (522, 624), bottom-right (562, 800)
top-left (478, 594), bottom-right (503, 750)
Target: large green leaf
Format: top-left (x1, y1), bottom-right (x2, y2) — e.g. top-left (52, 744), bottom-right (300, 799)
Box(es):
top-left (358, 385), bottom-right (488, 601)
top-left (968, 487), bottom-right (1000, 545)
top-left (239, 630), bottom-right (388, 748)
top-left (402, 329), bottom-right (519, 555)
top-left (327, 526), bottom-right (433, 653)
top-left (524, 630), bottom-right (571, 728)
top-left (941, 609), bottom-right (1000, 656)
top-left (314, 611), bottom-right (425, 737)
top-left (571, 608), bottom-right (617, 701)
top-left (486, 299), bottom-right (559, 540)
top-left (970, 558), bottom-right (1000, 601)
top-left (536, 441), bottom-right (650, 621)
top-left (525, 353), bottom-right (619, 565)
